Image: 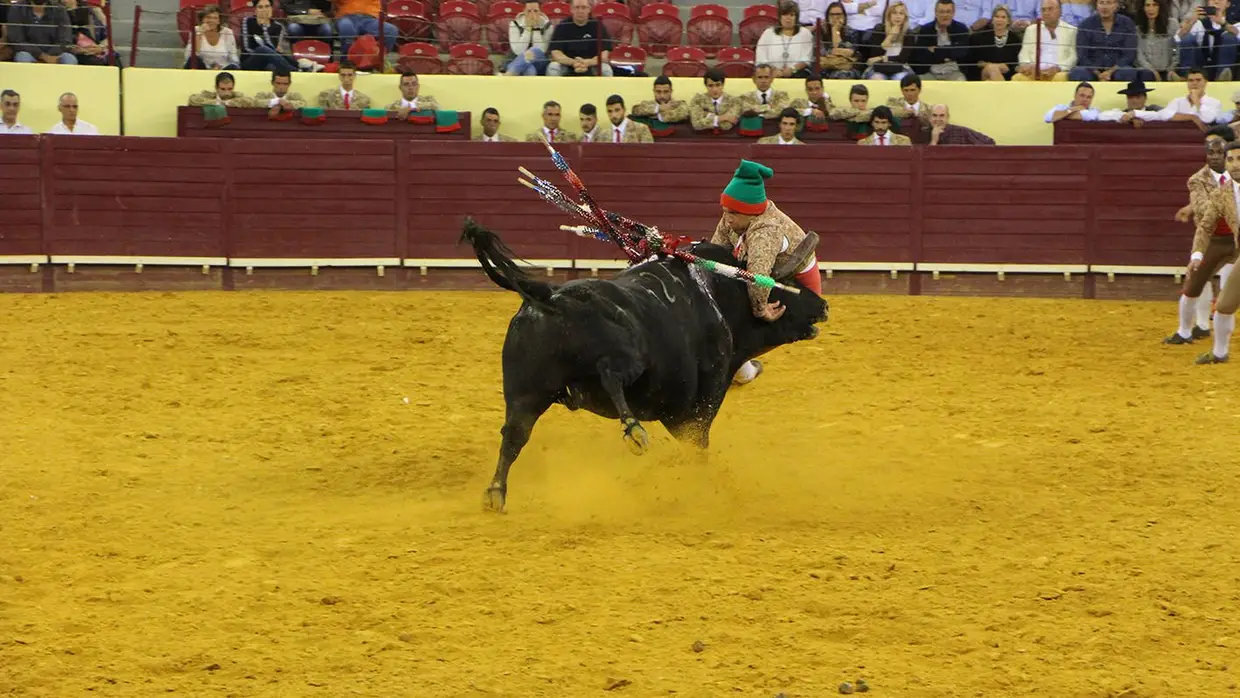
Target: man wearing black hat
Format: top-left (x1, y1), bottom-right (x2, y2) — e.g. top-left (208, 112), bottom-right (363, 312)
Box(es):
top-left (1097, 79), bottom-right (1164, 122)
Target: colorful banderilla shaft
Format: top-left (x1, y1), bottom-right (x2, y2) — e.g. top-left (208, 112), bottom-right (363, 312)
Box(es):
top-left (560, 225), bottom-right (801, 295)
top-left (518, 169), bottom-right (646, 261)
top-left (538, 136), bottom-right (635, 255)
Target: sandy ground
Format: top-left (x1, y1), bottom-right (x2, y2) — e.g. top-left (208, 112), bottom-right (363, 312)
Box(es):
top-left (1, 290), bottom-right (1239, 698)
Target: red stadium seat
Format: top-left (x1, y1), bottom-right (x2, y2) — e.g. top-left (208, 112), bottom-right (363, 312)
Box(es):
top-left (484, 0), bottom-right (522, 54)
top-left (686, 4), bottom-right (732, 58)
top-left (608, 44), bottom-right (647, 73)
top-left (661, 45), bottom-right (707, 77)
top-left (739, 4), bottom-right (778, 49)
top-left (635, 3), bottom-right (682, 58)
top-left (447, 41), bottom-right (495, 74)
top-left (292, 39), bottom-right (333, 65)
top-left (387, 0), bottom-right (432, 41)
top-left (716, 46), bottom-right (755, 78)
top-left (397, 41), bottom-right (445, 72)
top-left (542, 1), bottom-right (570, 22)
top-left (436, 0), bottom-right (483, 52)
top-left (594, 1), bottom-right (634, 46)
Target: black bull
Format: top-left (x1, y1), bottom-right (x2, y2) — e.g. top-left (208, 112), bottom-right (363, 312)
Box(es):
top-left (460, 219), bottom-right (829, 513)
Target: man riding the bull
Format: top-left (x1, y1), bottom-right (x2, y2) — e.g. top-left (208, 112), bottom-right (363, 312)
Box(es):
top-left (709, 159), bottom-right (822, 385)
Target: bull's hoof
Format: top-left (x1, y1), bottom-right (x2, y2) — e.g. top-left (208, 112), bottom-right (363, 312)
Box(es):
top-left (482, 485), bottom-right (507, 514)
top-left (623, 421), bottom-right (650, 456)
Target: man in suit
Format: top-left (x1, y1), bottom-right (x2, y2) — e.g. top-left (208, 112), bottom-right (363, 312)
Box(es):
top-left (689, 68), bottom-right (741, 132)
top-left (599, 95), bottom-right (654, 143)
top-left (1192, 141), bottom-right (1240, 364)
top-left (758, 108), bottom-right (804, 144)
top-left (1168, 127), bottom-right (1237, 344)
top-left (526, 100), bottom-right (580, 142)
top-left (386, 71), bottom-right (440, 115)
top-left (254, 68), bottom-right (306, 116)
top-left (474, 107), bottom-right (518, 142)
top-left (317, 60), bottom-right (371, 109)
top-left (886, 74), bottom-right (930, 127)
top-left (858, 106), bottom-right (911, 145)
top-left (579, 103), bottom-right (603, 142)
top-left (631, 75), bottom-right (690, 124)
top-left (790, 75), bottom-right (833, 124)
top-left (911, 0), bottom-right (971, 81)
top-left (739, 64), bottom-right (793, 120)
top-left (188, 71), bottom-right (255, 107)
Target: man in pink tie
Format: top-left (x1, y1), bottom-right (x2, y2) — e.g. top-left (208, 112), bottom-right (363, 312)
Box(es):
top-left (1166, 126), bottom-right (1239, 345)
top-left (603, 94), bottom-right (654, 143)
top-left (858, 106), bottom-right (911, 146)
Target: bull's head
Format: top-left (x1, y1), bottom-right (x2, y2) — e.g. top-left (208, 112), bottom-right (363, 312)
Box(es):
top-left (763, 280), bottom-right (829, 345)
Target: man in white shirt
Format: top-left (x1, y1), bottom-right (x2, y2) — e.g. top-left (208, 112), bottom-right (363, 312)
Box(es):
top-left (1043, 81), bottom-right (1100, 122)
top-left (1013, 0), bottom-right (1077, 81)
top-left (1129, 68), bottom-right (1222, 127)
top-left (1, 90), bottom-right (34, 135)
top-left (46, 93), bottom-right (99, 136)
top-left (796, 0), bottom-right (828, 26)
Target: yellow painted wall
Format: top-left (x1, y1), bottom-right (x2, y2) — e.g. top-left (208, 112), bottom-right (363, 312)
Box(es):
top-left (6, 63), bottom-right (1237, 143)
top-left (2, 63), bottom-right (122, 135)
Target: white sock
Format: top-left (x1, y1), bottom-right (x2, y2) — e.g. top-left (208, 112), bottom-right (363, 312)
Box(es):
top-left (1178, 294), bottom-right (1198, 338)
top-left (733, 360), bottom-right (759, 384)
top-left (1214, 312), bottom-right (1235, 359)
top-left (1198, 281), bottom-right (1214, 329)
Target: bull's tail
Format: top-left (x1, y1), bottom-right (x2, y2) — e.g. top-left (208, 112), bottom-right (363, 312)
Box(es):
top-left (460, 218), bottom-right (557, 310)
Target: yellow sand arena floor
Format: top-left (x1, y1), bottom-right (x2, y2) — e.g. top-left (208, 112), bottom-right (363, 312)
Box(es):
top-left (2, 291), bottom-right (1239, 697)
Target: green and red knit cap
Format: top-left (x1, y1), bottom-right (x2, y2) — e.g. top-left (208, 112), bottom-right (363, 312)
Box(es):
top-left (720, 159), bottom-right (773, 215)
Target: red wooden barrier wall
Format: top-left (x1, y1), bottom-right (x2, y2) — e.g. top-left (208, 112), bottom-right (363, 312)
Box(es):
top-left (0, 136), bottom-right (1209, 271)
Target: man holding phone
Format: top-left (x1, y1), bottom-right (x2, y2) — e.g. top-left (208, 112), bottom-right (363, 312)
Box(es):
top-left (1176, 0), bottom-right (1239, 81)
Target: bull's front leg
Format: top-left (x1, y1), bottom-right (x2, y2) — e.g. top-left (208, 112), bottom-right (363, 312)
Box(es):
top-left (597, 358), bottom-right (649, 455)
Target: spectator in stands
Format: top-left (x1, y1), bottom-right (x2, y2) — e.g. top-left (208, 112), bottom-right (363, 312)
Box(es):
top-left (971, 4), bottom-right (1024, 80)
top-left (240, 0), bottom-right (296, 72)
top-left (184, 6), bottom-right (239, 70)
top-left (1071, 0), bottom-right (1140, 81)
top-left (9, 0), bottom-right (78, 64)
top-left (1059, 0), bottom-right (1096, 25)
top-left (841, 0), bottom-right (884, 33)
top-left (1095, 78), bottom-right (1163, 120)
top-left (474, 107), bottom-right (518, 141)
top-left (1044, 80), bottom-right (1100, 121)
top-left (604, 95), bottom-right (654, 143)
top-left (387, 72), bottom-right (440, 115)
top-left (1136, 0), bottom-right (1179, 79)
top-left (1, 90), bottom-right (33, 135)
top-left (631, 76), bottom-right (690, 124)
top-left (797, 0), bottom-right (828, 26)
top-left (819, 2), bottom-right (862, 78)
top-left (911, 0), bottom-right (971, 81)
top-left (1005, 0), bottom-right (1038, 29)
top-left (1014, 0), bottom-right (1077, 80)
top-left (791, 75), bottom-right (833, 121)
top-left (317, 60), bottom-right (370, 108)
top-left (758, 107), bottom-right (805, 144)
top-left (926, 103), bottom-right (996, 143)
top-left (0, 2), bottom-right (11, 62)
top-left (47, 92), bottom-right (97, 135)
top-left (547, 0), bottom-right (613, 76)
top-left (689, 68), bottom-right (741, 132)
top-left (858, 106), bottom-right (910, 144)
top-left (1222, 89), bottom-right (1240, 126)
top-left (526, 100), bottom-right (579, 141)
top-left (1175, 0), bottom-right (1238, 81)
top-left (334, 0), bottom-right (398, 59)
top-left (579, 102), bottom-right (602, 141)
top-left (757, 2), bottom-right (815, 77)
top-left (255, 68), bottom-right (307, 116)
top-left (506, 0), bottom-right (553, 76)
top-left (283, 0), bottom-right (335, 46)
top-left (741, 64), bottom-right (794, 120)
top-left (63, 0), bottom-right (112, 66)
top-left (955, 0), bottom-right (997, 30)
top-left (1131, 67), bottom-right (1222, 125)
top-left (831, 83), bottom-right (875, 139)
top-left (862, 1), bottom-right (916, 81)
top-left (188, 71), bottom-right (255, 106)
top-left (886, 73), bottom-right (931, 126)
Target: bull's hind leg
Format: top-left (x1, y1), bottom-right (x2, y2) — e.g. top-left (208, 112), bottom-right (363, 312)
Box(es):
top-left (597, 358), bottom-right (649, 455)
top-left (484, 396), bottom-right (552, 514)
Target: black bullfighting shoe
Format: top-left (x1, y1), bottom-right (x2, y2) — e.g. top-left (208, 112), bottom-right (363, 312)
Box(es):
top-left (1195, 352), bottom-right (1229, 365)
top-left (1192, 326), bottom-right (1212, 340)
top-left (1164, 333), bottom-right (1194, 345)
